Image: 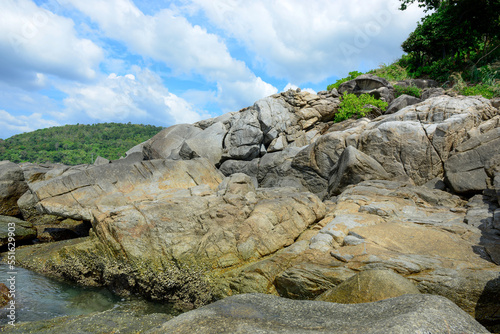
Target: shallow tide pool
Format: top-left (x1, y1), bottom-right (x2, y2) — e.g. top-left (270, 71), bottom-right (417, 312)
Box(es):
top-left (0, 264), bottom-right (174, 325)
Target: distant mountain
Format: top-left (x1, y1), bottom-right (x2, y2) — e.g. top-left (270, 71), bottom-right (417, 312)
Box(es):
top-left (0, 123), bottom-right (164, 165)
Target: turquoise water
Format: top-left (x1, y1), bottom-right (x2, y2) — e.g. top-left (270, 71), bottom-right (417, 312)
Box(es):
top-left (0, 265), bottom-right (172, 324)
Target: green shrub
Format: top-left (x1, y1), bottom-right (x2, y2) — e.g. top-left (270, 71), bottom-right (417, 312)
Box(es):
top-left (460, 84), bottom-right (500, 99)
top-left (334, 93), bottom-right (388, 123)
top-left (327, 71), bottom-right (364, 91)
top-left (394, 84), bottom-right (422, 98)
top-left (369, 62), bottom-right (410, 81)
top-left (450, 72), bottom-right (500, 99)
top-left (468, 65), bottom-right (500, 85)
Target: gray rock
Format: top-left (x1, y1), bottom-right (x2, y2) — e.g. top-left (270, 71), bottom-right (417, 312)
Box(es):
top-left (385, 94), bottom-right (421, 114)
top-left (254, 96), bottom-right (298, 145)
top-left (338, 74), bottom-right (395, 103)
top-left (179, 122), bottom-right (227, 165)
top-left (445, 127), bottom-right (500, 194)
top-left (147, 293), bottom-right (490, 334)
top-left (0, 215), bottom-right (36, 246)
top-left (258, 147), bottom-right (305, 189)
top-left (396, 79), bottom-right (438, 90)
top-left (327, 146), bottom-right (390, 196)
top-left (0, 302), bottom-right (173, 334)
top-left (111, 151), bottom-right (144, 164)
top-left (219, 159), bottom-right (260, 178)
top-left (223, 108), bottom-right (263, 160)
top-left (93, 156), bottom-right (110, 166)
top-left (274, 263), bottom-right (348, 299)
top-left (217, 173), bottom-right (258, 196)
top-left (143, 124), bottom-right (202, 160)
top-left (421, 87), bottom-right (445, 100)
top-left (491, 97), bottom-right (500, 109)
top-left (0, 161), bottom-right (28, 216)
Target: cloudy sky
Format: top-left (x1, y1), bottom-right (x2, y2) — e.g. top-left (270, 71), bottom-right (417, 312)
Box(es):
top-left (0, 0), bottom-right (425, 139)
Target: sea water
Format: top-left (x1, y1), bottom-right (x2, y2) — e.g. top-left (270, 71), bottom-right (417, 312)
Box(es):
top-left (0, 264), bottom-right (173, 325)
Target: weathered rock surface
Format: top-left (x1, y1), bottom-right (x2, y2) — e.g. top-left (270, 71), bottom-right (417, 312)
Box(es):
top-left (445, 118), bottom-right (500, 194)
top-left (316, 269), bottom-right (420, 303)
top-left (148, 293), bottom-right (490, 334)
top-left (327, 145), bottom-right (390, 196)
top-left (0, 161), bottom-right (28, 216)
top-left (0, 301), bottom-right (173, 334)
top-left (0, 282), bottom-right (11, 308)
top-left (339, 74), bottom-right (395, 103)
top-left (0, 215), bottom-right (36, 247)
top-left (281, 95), bottom-right (499, 198)
top-left (1, 86), bottom-right (500, 331)
top-left (385, 94), bottom-right (421, 114)
top-left (139, 89), bottom-right (339, 168)
top-left (12, 160), bottom-right (325, 307)
top-left (217, 180), bottom-right (500, 330)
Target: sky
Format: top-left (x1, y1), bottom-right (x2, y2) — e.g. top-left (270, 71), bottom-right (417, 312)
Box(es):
top-left (0, 0), bottom-right (426, 139)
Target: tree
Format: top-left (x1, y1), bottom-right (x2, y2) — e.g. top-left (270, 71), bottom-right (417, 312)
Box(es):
top-left (400, 0), bottom-right (500, 79)
top-left (399, 0), bottom-right (445, 11)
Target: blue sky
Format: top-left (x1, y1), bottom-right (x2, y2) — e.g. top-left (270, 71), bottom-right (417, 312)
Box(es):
top-left (0, 0), bottom-right (425, 139)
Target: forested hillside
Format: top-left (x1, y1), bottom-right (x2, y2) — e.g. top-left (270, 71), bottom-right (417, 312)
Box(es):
top-left (0, 123), bottom-right (163, 165)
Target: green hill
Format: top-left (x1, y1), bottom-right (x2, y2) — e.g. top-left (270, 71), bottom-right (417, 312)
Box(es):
top-left (0, 123), bottom-right (164, 165)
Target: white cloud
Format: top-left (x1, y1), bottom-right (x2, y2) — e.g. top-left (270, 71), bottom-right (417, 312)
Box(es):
top-left (0, 0), bottom-right (103, 89)
top-left (59, 68), bottom-right (207, 125)
top-left (189, 0), bottom-right (425, 83)
top-left (0, 110), bottom-right (60, 139)
top-left (65, 0), bottom-right (277, 111)
top-left (282, 83), bottom-right (316, 95)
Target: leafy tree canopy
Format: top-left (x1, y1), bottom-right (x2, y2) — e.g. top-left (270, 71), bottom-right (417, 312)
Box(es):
top-left (399, 0), bottom-right (500, 80)
top-left (0, 123), bottom-right (164, 165)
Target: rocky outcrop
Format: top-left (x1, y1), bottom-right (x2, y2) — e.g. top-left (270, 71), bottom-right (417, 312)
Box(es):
top-left (316, 269), bottom-right (421, 303)
top-left (0, 215), bottom-right (36, 247)
top-left (13, 162), bottom-right (325, 307)
top-left (0, 161), bottom-right (28, 216)
top-left (0, 302), bottom-right (173, 334)
top-left (338, 74), bottom-right (395, 103)
top-left (385, 94), bottom-right (421, 114)
top-left (140, 89), bottom-right (339, 168)
top-left (281, 95), bottom-right (499, 198)
top-left (445, 118), bottom-right (500, 194)
top-left (148, 293), bottom-right (489, 334)
top-left (216, 180), bottom-right (500, 329)
top-left (327, 146), bottom-right (390, 196)
top-left (395, 78), bottom-right (439, 90)
top-left (2, 83), bottom-right (500, 331)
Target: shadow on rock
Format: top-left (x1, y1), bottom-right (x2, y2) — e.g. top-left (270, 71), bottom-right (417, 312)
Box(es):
top-left (475, 274), bottom-right (500, 333)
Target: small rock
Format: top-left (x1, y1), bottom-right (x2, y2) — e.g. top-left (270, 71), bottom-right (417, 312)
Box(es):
top-left (316, 269), bottom-right (420, 304)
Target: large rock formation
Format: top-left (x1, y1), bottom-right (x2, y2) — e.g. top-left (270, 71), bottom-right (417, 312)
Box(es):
top-left (13, 161), bottom-right (325, 307)
top-left (148, 293), bottom-right (489, 334)
top-left (316, 269), bottom-right (421, 303)
top-left (2, 79), bottom-right (500, 331)
top-left (0, 161), bottom-right (28, 216)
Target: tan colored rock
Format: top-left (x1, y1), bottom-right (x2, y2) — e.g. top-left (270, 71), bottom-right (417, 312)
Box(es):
top-left (14, 159), bottom-right (326, 306)
top-left (0, 283), bottom-right (11, 308)
top-left (316, 269), bottom-right (420, 303)
top-left (0, 161), bottom-right (28, 216)
top-left (222, 180), bottom-right (499, 328)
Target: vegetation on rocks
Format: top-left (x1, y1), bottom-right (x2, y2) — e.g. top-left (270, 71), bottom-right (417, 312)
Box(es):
top-left (0, 123), bottom-right (163, 165)
top-left (327, 71), bottom-right (364, 91)
top-left (400, 0), bottom-right (500, 81)
top-left (334, 93), bottom-right (388, 122)
top-left (328, 0), bottom-right (499, 101)
top-left (394, 84), bottom-right (422, 98)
